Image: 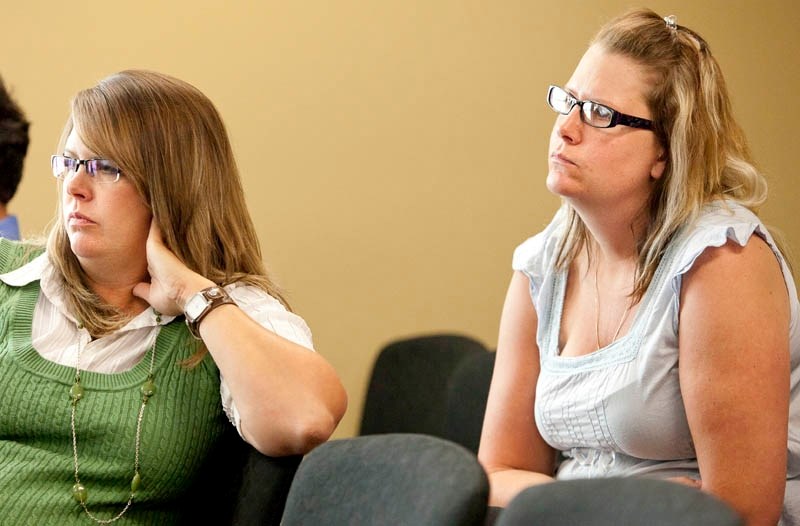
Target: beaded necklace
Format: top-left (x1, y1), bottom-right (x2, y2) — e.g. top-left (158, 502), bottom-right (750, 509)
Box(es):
top-left (69, 310), bottom-right (161, 524)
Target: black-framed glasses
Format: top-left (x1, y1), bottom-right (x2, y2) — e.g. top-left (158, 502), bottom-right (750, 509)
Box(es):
top-left (51, 155), bottom-right (122, 184)
top-left (546, 85), bottom-right (654, 130)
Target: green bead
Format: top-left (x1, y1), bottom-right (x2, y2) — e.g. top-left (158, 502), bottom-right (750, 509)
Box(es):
top-left (131, 472), bottom-right (141, 493)
top-left (140, 379), bottom-right (156, 400)
top-left (72, 483), bottom-right (88, 503)
top-left (69, 382), bottom-right (84, 402)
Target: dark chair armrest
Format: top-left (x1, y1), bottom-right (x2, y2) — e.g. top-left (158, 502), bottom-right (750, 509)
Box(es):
top-left (178, 421), bottom-right (301, 526)
top-left (231, 450), bottom-right (302, 525)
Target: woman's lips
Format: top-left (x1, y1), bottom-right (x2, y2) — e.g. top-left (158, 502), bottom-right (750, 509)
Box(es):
top-left (550, 152), bottom-right (577, 166)
top-left (68, 212), bottom-right (95, 226)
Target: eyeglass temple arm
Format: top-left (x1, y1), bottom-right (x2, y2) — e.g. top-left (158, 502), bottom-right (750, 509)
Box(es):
top-left (613, 113), bottom-right (653, 130)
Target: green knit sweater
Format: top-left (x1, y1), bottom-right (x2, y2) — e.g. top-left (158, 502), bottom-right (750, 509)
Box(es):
top-left (0, 240), bottom-right (227, 525)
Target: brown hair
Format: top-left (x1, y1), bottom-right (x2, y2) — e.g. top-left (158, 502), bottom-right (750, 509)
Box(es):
top-left (47, 70), bottom-right (286, 357)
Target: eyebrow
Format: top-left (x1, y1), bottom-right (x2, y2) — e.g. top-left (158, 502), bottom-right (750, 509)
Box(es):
top-left (564, 87), bottom-right (616, 109)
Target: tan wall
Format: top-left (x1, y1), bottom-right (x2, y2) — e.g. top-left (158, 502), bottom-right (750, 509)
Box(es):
top-left (4, 0), bottom-right (797, 439)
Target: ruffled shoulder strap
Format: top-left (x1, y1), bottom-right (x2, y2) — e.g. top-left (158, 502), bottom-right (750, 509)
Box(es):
top-left (665, 199), bottom-right (798, 352)
top-left (672, 200), bottom-right (783, 279)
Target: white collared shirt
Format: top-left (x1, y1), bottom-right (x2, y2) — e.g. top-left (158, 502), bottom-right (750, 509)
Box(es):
top-left (0, 253), bottom-right (315, 442)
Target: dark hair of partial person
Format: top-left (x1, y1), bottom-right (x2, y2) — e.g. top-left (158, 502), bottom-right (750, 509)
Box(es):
top-left (0, 76), bottom-right (30, 205)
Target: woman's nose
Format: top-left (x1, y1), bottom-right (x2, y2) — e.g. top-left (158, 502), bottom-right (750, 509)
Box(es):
top-left (555, 106), bottom-right (583, 144)
top-left (64, 165), bottom-right (93, 199)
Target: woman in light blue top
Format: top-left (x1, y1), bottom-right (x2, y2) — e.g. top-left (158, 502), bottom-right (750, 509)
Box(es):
top-left (478, 9), bottom-right (798, 526)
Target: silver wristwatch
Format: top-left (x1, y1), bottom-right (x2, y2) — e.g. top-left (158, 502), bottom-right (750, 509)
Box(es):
top-left (184, 286), bottom-right (236, 339)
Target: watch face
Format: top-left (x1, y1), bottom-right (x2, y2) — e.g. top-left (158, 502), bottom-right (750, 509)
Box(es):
top-left (185, 293), bottom-right (210, 321)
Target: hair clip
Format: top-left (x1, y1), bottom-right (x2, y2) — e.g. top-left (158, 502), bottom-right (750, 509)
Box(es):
top-left (664, 15), bottom-right (678, 31)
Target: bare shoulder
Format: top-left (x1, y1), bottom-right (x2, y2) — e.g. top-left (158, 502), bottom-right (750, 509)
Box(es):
top-left (679, 233), bottom-right (790, 373)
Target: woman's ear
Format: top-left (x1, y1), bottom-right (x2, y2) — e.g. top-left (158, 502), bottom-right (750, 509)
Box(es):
top-left (651, 150), bottom-right (667, 180)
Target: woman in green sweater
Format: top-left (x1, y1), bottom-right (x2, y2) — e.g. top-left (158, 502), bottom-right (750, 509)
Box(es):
top-left (0, 70), bottom-right (347, 524)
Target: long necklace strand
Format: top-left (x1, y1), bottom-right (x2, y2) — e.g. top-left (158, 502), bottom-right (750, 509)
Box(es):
top-left (69, 311), bottom-right (161, 524)
top-left (594, 264), bottom-right (631, 351)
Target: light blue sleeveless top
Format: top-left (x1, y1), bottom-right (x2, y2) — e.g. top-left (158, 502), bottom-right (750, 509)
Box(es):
top-left (513, 200), bottom-right (799, 525)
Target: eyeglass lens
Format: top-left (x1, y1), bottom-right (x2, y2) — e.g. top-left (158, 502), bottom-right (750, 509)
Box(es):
top-left (547, 86), bottom-right (614, 128)
top-left (51, 156), bottom-right (121, 183)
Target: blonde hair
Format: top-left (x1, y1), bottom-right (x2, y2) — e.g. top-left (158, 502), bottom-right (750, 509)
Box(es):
top-left (47, 70), bottom-right (286, 352)
top-left (554, 8), bottom-right (768, 300)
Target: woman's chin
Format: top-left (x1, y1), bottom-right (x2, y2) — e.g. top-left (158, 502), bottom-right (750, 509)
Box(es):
top-left (68, 237), bottom-right (102, 261)
top-left (546, 173), bottom-right (582, 199)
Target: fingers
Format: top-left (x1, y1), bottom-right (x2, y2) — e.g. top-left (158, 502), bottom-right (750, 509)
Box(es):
top-left (667, 476), bottom-right (702, 489)
top-left (148, 218), bottom-right (164, 246)
top-left (132, 282), bottom-right (150, 302)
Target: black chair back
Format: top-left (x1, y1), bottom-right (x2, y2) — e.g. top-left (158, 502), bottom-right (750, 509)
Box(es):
top-left (496, 478), bottom-right (744, 526)
top-left (360, 334), bottom-right (488, 438)
top-left (281, 433), bottom-right (489, 526)
top-left (444, 350), bottom-right (496, 452)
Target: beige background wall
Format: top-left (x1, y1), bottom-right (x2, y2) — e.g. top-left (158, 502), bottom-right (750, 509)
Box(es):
top-left (3, 1), bottom-right (798, 439)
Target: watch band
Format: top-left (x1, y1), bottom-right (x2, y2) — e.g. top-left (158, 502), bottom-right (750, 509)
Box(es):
top-left (184, 286), bottom-right (236, 340)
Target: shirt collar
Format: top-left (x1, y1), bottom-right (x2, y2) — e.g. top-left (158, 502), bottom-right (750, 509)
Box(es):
top-left (0, 252), bottom-right (47, 286)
